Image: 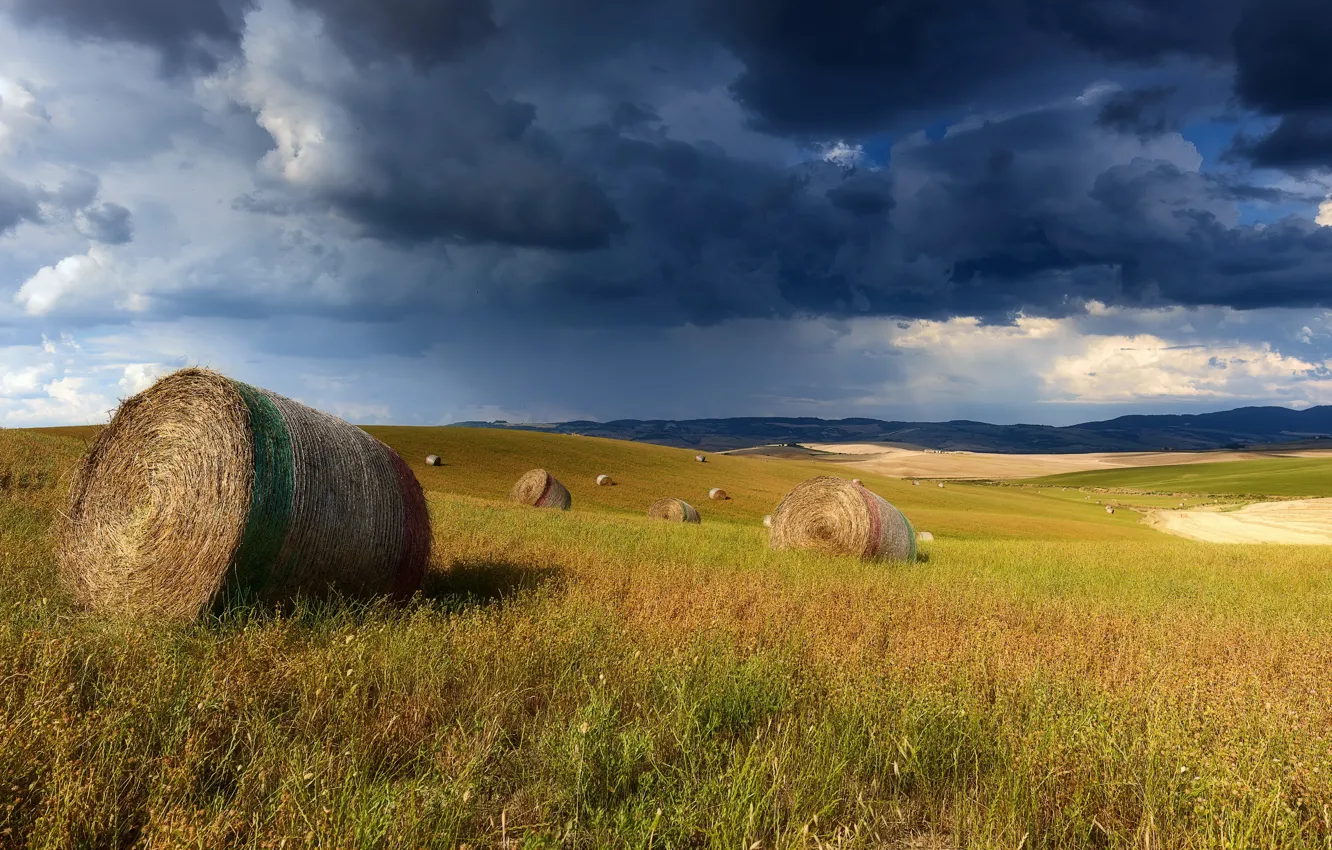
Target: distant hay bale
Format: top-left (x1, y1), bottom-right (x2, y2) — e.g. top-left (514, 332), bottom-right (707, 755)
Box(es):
top-left (913, 480), bottom-right (920, 486)
top-left (1105, 506), bottom-right (1115, 514)
top-left (510, 469), bottom-right (571, 510)
top-left (769, 475), bottom-right (917, 562)
top-left (596, 474), bottom-right (614, 486)
top-left (851, 478), bottom-right (862, 485)
top-left (647, 497), bottom-right (700, 523)
top-left (695, 454), bottom-right (706, 463)
top-left (917, 531), bottom-right (934, 543)
top-left (425, 454), bottom-right (441, 466)
top-left (57, 368), bottom-right (432, 620)
top-left (762, 514), bottom-right (772, 527)
top-left (708, 487), bottom-right (729, 500)
top-left (937, 482), bottom-right (945, 489)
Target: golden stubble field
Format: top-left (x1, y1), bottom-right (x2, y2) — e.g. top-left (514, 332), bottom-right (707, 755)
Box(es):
top-left (2, 425), bottom-right (1332, 849)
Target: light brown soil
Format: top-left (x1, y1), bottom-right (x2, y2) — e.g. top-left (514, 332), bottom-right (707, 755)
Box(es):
top-left (1145, 499), bottom-right (1332, 545)
top-left (804, 443), bottom-right (1332, 480)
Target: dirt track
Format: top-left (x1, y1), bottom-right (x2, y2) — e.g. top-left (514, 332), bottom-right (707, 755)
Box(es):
top-left (805, 443), bottom-right (1332, 480)
top-left (1146, 499), bottom-right (1332, 545)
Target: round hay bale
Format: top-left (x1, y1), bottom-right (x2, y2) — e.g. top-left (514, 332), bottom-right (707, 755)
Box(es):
top-left (762, 514), bottom-right (773, 527)
top-left (1105, 505), bottom-right (1115, 514)
top-left (695, 454), bottom-right (706, 463)
top-left (510, 469), bottom-right (571, 510)
top-left (851, 478), bottom-right (862, 486)
top-left (596, 474), bottom-right (615, 486)
top-left (937, 482), bottom-right (945, 489)
top-left (708, 487), bottom-right (729, 500)
top-left (916, 531), bottom-right (934, 543)
top-left (647, 497), bottom-right (700, 523)
top-left (57, 368), bottom-right (432, 620)
top-left (769, 475), bottom-right (917, 562)
top-left (913, 480), bottom-right (920, 486)
top-left (425, 454), bottom-right (441, 466)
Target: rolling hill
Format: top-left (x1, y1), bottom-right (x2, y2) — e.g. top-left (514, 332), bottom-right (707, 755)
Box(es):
top-left (451, 405), bottom-right (1332, 453)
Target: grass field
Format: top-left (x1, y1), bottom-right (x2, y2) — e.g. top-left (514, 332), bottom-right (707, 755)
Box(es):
top-left (1029, 456), bottom-right (1332, 498)
top-left (4, 426), bottom-right (1332, 848)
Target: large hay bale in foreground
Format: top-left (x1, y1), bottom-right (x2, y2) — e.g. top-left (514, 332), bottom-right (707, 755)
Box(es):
top-left (708, 487), bottom-right (729, 501)
top-left (58, 368), bottom-right (432, 620)
top-left (510, 469), bottom-right (571, 510)
top-left (769, 476), bottom-right (917, 562)
top-left (647, 497), bottom-right (700, 523)
top-left (596, 474), bottom-right (614, 486)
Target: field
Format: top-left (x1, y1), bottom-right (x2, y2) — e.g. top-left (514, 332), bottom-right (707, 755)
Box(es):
top-left (1029, 457), bottom-right (1332, 498)
top-left (4, 426), bottom-right (1332, 848)
top-left (802, 442), bottom-right (1332, 481)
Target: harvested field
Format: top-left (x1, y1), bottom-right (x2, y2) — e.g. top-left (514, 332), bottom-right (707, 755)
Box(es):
top-left (1147, 498), bottom-right (1332, 544)
top-left (3, 423), bottom-right (1332, 848)
top-left (806, 442), bottom-right (1332, 480)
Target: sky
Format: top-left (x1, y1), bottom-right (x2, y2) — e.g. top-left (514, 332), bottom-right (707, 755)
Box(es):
top-left (1, 0), bottom-right (1331, 427)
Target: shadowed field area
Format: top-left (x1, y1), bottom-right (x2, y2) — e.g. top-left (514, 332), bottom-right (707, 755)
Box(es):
top-left (3, 426), bottom-right (1332, 847)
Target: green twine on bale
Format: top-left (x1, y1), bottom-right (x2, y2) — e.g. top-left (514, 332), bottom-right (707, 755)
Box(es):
top-left (227, 381), bottom-right (296, 603)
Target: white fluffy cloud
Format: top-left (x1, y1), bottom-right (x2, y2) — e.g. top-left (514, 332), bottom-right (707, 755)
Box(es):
top-left (824, 304), bottom-right (1332, 418)
top-left (14, 247), bottom-right (114, 315)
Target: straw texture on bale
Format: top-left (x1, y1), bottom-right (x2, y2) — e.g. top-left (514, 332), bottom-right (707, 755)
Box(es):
top-left (769, 476), bottom-right (917, 562)
top-left (647, 497), bottom-right (700, 523)
top-left (58, 368), bottom-right (432, 620)
top-left (917, 531), bottom-right (935, 543)
top-left (509, 468), bottom-right (571, 510)
top-left (708, 487), bottom-right (729, 500)
top-left (425, 454), bottom-right (441, 466)
top-left (596, 474), bottom-right (614, 486)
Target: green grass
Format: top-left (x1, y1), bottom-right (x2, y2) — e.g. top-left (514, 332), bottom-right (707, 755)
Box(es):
top-left (4, 426), bottom-right (1332, 848)
top-left (1028, 457), bottom-right (1332, 498)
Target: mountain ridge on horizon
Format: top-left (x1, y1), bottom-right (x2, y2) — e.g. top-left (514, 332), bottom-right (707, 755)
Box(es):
top-left (449, 404), bottom-right (1332, 454)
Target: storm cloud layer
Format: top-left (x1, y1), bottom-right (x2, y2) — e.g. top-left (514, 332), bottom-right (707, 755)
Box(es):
top-left (1, 0), bottom-right (1331, 423)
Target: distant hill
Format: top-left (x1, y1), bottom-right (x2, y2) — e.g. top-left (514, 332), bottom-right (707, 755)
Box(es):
top-left (450, 406), bottom-right (1332, 454)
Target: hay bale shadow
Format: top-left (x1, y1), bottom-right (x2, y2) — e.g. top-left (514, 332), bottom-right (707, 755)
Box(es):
top-left (422, 558), bottom-right (565, 604)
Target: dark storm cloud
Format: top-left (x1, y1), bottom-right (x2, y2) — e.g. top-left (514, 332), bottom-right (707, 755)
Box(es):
top-left (287, 0), bottom-right (496, 68)
top-left (273, 80), bottom-right (623, 250)
top-left (1095, 86), bottom-right (1179, 138)
top-left (708, 0), bottom-right (1239, 136)
top-left (11, 0), bottom-right (1332, 331)
top-left (1233, 115), bottom-right (1332, 171)
top-left (1230, 0), bottom-right (1332, 169)
top-left (0, 173), bottom-right (40, 234)
top-left (0, 0), bottom-right (253, 74)
top-left (79, 202), bottom-right (134, 244)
